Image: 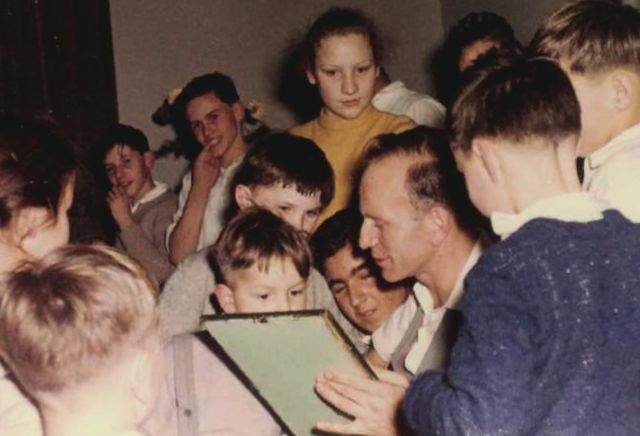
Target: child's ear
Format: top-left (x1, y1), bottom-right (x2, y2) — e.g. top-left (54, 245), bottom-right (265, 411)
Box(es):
top-left (129, 348), bottom-right (161, 422)
top-left (471, 139), bottom-right (501, 184)
top-left (306, 69), bottom-right (317, 85)
top-left (213, 284), bottom-right (237, 313)
top-left (374, 65), bottom-right (380, 78)
top-left (16, 207), bottom-right (50, 245)
top-left (143, 151), bottom-right (155, 170)
top-left (609, 70), bottom-right (635, 111)
top-left (234, 184), bottom-right (255, 210)
top-left (231, 101), bottom-right (246, 123)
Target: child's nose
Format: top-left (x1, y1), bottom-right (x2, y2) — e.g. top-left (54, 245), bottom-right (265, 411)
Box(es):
top-left (342, 72), bottom-right (358, 95)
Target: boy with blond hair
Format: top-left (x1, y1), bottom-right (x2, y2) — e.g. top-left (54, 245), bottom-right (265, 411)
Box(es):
top-left (403, 57), bottom-right (640, 435)
top-left (530, 0), bottom-right (640, 221)
top-left (144, 209), bottom-right (311, 435)
top-left (0, 244), bottom-right (161, 436)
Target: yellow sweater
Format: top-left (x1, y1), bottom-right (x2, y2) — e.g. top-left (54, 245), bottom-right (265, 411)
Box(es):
top-left (291, 105), bottom-right (415, 223)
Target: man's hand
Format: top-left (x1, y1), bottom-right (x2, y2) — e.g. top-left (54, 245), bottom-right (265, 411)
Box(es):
top-left (107, 187), bottom-right (134, 231)
top-left (315, 368), bottom-right (409, 436)
top-left (192, 145), bottom-right (221, 192)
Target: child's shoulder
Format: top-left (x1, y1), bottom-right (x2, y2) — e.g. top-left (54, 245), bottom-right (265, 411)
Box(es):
top-left (370, 107), bottom-right (416, 133)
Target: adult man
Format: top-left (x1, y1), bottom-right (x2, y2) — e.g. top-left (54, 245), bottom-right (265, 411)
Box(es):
top-left (314, 126), bottom-right (484, 435)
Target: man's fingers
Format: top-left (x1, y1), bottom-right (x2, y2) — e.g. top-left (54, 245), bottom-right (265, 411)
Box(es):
top-left (315, 419), bottom-right (363, 435)
top-left (323, 370), bottom-right (396, 397)
top-left (373, 368), bottom-right (410, 388)
top-left (316, 377), bottom-right (366, 417)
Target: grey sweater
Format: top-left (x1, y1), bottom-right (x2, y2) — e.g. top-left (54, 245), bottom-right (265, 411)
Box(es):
top-left (116, 189), bottom-right (177, 285)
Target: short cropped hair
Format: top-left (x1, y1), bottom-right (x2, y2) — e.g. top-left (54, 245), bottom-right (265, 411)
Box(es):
top-left (0, 113), bottom-right (75, 229)
top-left (530, 0), bottom-right (640, 74)
top-left (232, 132), bottom-right (334, 208)
top-left (451, 57), bottom-right (581, 151)
top-left (446, 12), bottom-right (522, 68)
top-left (311, 208), bottom-right (363, 275)
top-left (95, 124), bottom-right (150, 162)
top-left (207, 208), bottom-right (312, 286)
top-left (304, 7), bottom-right (382, 70)
top-left (358, 126), bottom-right (479, 234)
top-left (0, 244), bottom-right (159, 396)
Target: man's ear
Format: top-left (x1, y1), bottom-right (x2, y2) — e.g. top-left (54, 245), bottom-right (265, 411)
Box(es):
top-left (609, 70), bottom-right (635, 112)
top-left (143, 151), bottom-right (155, 170)
top-left (234, 184), bottom-right (254, 210)
top-left (471, 139), bottom-right (501, 185)
top-left (423, 204), bottom-right (452, 246)
top-left (214, 284), bottom-right (237, 313)
top-left (306, 69), bottom-right (317, 85)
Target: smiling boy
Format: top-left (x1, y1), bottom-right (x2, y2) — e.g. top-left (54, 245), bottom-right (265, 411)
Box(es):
top-left (99, 124), bottom-right (177, 284)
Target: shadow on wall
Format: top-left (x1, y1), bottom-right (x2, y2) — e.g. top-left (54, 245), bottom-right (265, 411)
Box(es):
top-left (275, 37), bottom-right (323, 125)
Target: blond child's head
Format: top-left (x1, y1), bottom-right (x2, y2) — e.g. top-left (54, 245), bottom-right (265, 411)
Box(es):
top-left (0, 244), bottom-right (160, 424)
top-left (530, 0), bottom-right (640, 155)
top-left (303, 7), bottom-right (381, 120)
top-left (208, 208), bottom-right (311, 314)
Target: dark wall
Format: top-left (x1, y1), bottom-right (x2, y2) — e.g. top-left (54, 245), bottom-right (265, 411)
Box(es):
top-left (0, 0), bottom-right (119, 242)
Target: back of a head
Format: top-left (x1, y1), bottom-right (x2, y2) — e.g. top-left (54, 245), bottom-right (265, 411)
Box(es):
top-left (0, 244), bottom-right (159, 398)
top-left (304, 6), bottom-right (382, 70)
top-left (311, 208), bottom-right (363, 275)
top-left (233, 132), bottom-right (335, 207)
top-left (451, 57), bottom-right (581, 151)
top-left (447, 12), bottom-right (522, 67)
top-left (0, 113), bottom-right (75, 230)
top-left (207, 208), bottom-right (312, 286)
top-left (530, 0), bottom-right (640, 75)
top-left (359, 126), bottom-right (480, 236)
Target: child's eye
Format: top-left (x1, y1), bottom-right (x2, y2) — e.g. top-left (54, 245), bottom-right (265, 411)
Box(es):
top-left (191, 121), bottom-right (203, 133)
top-left (278, 205), bottom-right (291, 212)
top-left (205, 113), bottom-right (219, 123)
top-left (290, 288), bottom-right (305, 297)
top-left (356, 65), bottom-right (372, 74)
top-left (322, 69), bottom-right (338, 77)
top-left (306, 209), bottom-right (320, 218)
top-left (258, 293), bottom-right (270, 300)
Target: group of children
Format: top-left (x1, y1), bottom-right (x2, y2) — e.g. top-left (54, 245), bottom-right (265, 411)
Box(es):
top-left (2, 1), bottom-right (640, 435)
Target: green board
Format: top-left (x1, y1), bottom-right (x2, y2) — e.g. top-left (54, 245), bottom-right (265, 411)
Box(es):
top-left (202, 310), bottom-right (375, 435)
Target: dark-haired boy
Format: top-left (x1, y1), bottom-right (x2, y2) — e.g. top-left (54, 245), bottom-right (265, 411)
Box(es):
top-left (404, 58), bottom-right (640, 435)
top-left (311, 209), bottom-right (410, 355)
top-left (167, 72), bottom-right (249, 264)
top-left (160, 133), bottom-right (361, 348)
top-left (531, 0), bottom-right (640, 222)
top-left (99, 123), bottom-right (177, 284)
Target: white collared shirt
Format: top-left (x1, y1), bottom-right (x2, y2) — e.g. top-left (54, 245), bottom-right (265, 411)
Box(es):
top-left (131, 180), bottom-right (168, 214)
top-left (491, 192), bottom-right (604, 239)
top-left (582, 122), bottom-right (640, 222)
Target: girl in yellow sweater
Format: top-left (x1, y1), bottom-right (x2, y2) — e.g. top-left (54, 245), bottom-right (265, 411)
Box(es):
top-left (291, 7), bottom-right (415, 223)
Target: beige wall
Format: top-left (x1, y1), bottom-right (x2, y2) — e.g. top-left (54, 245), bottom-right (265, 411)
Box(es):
top-left (109, 0), bottom-right (445, 187)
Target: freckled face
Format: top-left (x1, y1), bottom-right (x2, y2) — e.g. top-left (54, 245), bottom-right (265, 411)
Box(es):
top-left (307, 33), bottom-right (379, 120)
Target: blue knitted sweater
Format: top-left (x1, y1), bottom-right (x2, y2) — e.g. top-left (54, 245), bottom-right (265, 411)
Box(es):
top-left (404, 210), bottom-right (640, 435)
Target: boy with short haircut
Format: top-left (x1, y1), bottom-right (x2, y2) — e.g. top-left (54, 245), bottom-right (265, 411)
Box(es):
top-left (311, 208), bottom-right (410, 355)
top-left (0, 244), bottom-right (161, 436)
top-left (143, 209), bottom-right (309, 435)
top-left (530, 0), bottom-right (640, 221)
top-left (167, 72), bottom-right (249, 264)
top-left (404, 58), bottom-right (640, 435)
top-left (99, 124), bottom-right (177, 284)
top-left (160, 133), bottom-right (360, 348)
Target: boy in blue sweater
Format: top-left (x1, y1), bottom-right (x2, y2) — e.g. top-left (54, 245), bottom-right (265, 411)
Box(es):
top-left (403, 57), bottom-right (640, 434)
